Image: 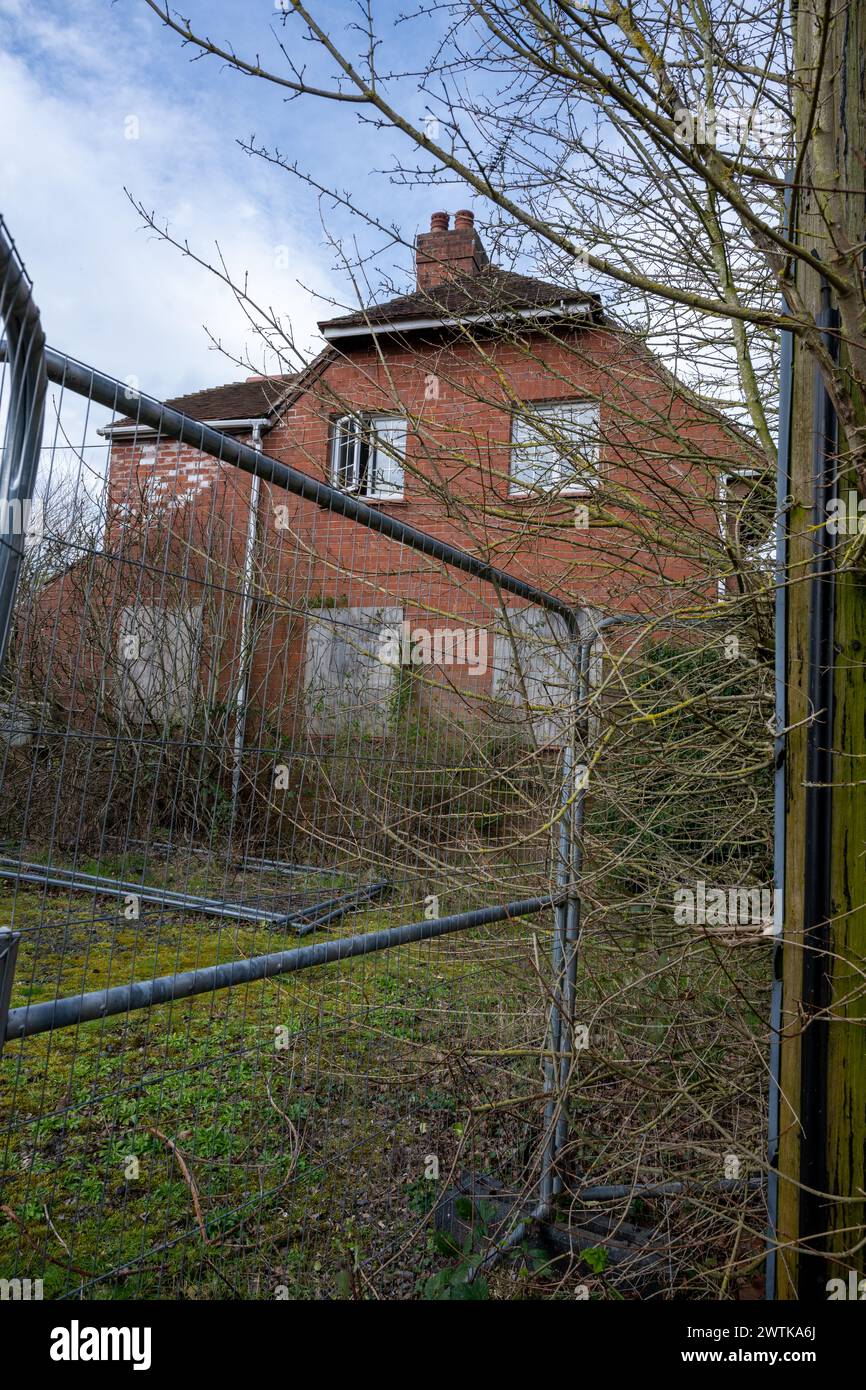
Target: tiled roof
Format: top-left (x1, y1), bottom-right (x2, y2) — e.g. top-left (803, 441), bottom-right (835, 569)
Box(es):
top-left (112, 375), bottom-right (297, 429)
top-left (110, 267), bottom-right (596, 434)
top-left (318, 267), bottom-right (598, 332)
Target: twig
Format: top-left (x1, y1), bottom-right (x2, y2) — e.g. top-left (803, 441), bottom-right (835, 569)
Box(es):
top-left (145, 1126), bottom-right (210, 1245)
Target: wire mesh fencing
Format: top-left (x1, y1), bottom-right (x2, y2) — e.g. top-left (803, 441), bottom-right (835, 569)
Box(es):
top-left (0, 333), bottom-right (608, 1298)
top-left (0, 213), bottom-right (778, 1302)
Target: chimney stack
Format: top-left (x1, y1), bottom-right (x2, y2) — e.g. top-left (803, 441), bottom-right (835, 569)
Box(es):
top-left (415, 210), bottom-right (489, 290)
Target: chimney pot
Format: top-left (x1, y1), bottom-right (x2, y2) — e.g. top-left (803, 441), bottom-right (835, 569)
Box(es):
top-left (415, 209), bottom-right (488, 289)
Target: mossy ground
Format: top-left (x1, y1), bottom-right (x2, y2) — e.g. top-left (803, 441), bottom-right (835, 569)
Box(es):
top-left (0, 862), bottom-right (770, 1300)
top-left (0, 868), bottom-right (546, 1299)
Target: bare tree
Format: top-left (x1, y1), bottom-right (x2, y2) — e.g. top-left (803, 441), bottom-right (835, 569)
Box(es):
top-left (110, 0), bottom-right (866, 1296)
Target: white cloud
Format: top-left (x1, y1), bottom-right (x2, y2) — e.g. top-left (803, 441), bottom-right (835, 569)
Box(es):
top-left (0, 1), bottom-right (333, 411)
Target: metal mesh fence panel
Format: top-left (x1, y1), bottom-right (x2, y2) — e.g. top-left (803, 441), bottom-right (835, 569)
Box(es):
top-left (0, 218), bottom-right (777, 1303)
top-left (0, 347), bottom-right (591, 1299)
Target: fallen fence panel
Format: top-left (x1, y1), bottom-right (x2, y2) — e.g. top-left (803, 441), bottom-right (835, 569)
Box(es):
top-left (0, 858), bottom-right (317, 928)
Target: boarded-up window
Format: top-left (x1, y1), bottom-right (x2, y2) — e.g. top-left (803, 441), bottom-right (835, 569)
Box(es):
top-left (116, 605), bottom-right (202, 727)
top-left (0, 701), bottom-right (34, 747)
top-left (492, 606), bottom-right (600, 745)
top-left (304, 606), bottom-right (402, 735)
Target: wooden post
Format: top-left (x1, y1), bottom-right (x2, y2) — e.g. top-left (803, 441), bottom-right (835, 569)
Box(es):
top-left (776, 0), bottom-right (866, 1300)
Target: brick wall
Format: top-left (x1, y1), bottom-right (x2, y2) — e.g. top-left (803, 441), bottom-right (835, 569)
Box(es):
top-left (33, 317), bottom-right (749, 745)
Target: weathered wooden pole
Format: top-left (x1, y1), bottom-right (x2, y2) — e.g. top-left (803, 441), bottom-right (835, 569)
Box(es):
top-left (775, 0), bottom-right (866, 1300)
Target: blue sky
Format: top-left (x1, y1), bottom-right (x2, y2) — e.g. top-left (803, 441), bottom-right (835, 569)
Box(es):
top-left (0, 0), bottom-right (466, 399)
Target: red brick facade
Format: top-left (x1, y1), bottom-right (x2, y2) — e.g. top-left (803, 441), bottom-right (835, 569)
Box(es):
top-left (33, 214), bottom-right (752, 741)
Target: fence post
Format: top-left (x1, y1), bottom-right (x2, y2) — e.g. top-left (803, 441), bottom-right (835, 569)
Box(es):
top-left (0, 929), bottom-right (21, 1058)
top-left (0, 215), bottom-right (46, 671)
top-left (553, 638), bottom-right (592, 1189)
top-left (540, 623), bottom-right (590, 1207)
top-left (539, 744), bottom-right (570, 1209)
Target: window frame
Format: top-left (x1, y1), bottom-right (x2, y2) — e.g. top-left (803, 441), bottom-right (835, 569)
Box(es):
top-left (508, 398), bottom-right (601, 498)
top-left (330, 412), bottom-right (407, 501)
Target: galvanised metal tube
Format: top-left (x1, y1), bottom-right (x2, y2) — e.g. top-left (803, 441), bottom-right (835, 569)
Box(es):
top-left (575, 1178), bottom-right (764, 1201)
top-left (468, 1171), bottom-right (766, 1281)
top-left (293, 880), bottom-right (389, 936)
top-left (0, 856), bottom-right (255, 908)
top-left (540, 616), bottom-right (638, 1208)
top-left (539, 743), bottom-right (573, 1209)
top-left (0, 219), bottom-right (47, 671)
top-left (0, 930), bottom-right (20, 1057)
top-left (229, 420), bottom-right (264, 828)
top-left (0, 860), bottom-right (297, 927)
top-left (41, 346), bottom-right (579, 630)
top-left (553, 639), bottom-right (592, 1183)
top-left (3, 894), bottom-right (558, 1042)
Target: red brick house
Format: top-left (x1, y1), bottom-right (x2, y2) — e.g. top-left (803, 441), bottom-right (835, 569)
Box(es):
top-left (36, 211), bottom-right (754, 751)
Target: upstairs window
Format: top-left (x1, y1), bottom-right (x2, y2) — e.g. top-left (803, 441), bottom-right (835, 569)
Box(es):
top-left (331, 414), bottom-right (406, 500)
top-left (510, 400), bottom-right (601, 496)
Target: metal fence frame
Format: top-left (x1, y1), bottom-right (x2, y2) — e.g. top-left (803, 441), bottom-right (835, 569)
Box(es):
top-left (0, 218), bottom-right (47, 671)
top-left (0, 254), bottom-right (781, 1301)
top-left (0, 338), bottom-right (596, 1213)
top-left (0, 215), bottom-right (46, 1114)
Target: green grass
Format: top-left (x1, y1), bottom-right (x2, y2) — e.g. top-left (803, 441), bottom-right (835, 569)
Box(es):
top-left (0, 880), bottom-right (542, 1299)
top-left (0, 868), bottom-right (771, 1300)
